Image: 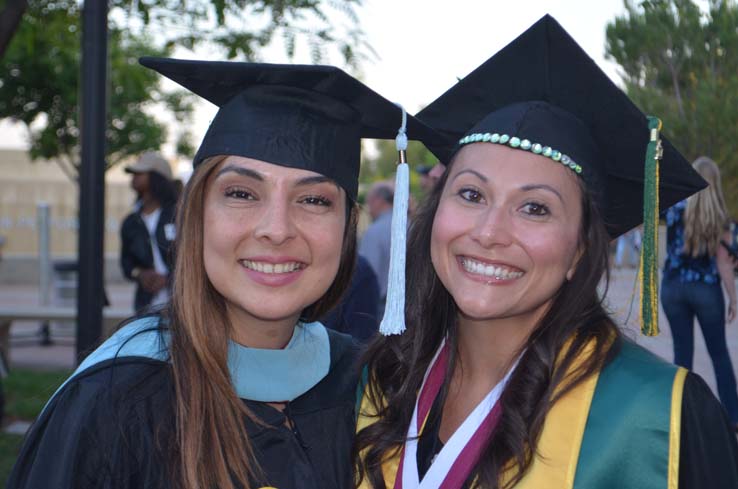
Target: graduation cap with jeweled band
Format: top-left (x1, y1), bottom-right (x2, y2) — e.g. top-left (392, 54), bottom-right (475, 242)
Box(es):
top-left (139, 56), bottom-right (449, 202)
top-left (414, 15), bottom-right (707, 337)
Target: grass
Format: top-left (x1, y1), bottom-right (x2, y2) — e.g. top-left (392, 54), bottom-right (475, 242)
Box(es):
top-left (1, 368), bottom-right (71, 485)
top-left (3, 369), bottom-right (70, 420)
top-left (0, 433), bottom-right (24, 483)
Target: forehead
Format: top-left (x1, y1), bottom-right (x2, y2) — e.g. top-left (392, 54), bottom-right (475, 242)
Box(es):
top-left (450, 143), bottom-right (582, 194)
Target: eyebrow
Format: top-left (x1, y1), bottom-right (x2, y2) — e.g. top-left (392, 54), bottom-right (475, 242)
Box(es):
top-left (451, 168), bottom-right (488, 182)
top-left (215, 165), bottom-right (263, 181)
top-left (293, 175), bottom-right (336, 188)
top-left (215, 165), bottom-right (338, 189)
top-left (452, 169), bottom-right (565, 203)
top-left (520, 184), bottom-right (565, 203)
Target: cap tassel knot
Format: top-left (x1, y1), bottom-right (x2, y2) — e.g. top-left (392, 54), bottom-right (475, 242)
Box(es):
top-left (639, 116), bottom-right (662, 336)
top-left (379, 105), bottom-right (409, 336)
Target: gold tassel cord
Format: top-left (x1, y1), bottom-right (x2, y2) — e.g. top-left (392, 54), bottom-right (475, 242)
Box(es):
top-left (639, 116), bottom-right (663, 336)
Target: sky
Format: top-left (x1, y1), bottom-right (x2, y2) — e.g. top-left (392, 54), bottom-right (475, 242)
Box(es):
top-left (0, 0), bottom-right (630, 156)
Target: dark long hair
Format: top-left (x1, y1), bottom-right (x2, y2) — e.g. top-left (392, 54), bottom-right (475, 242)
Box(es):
top-left (148, 171), bottom-right (179, 207)
top-left (354, 157), bottom-right (620, 489)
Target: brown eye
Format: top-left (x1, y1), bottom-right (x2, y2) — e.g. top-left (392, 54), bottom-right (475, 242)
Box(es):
top-left (458, 188), bottom-right (484, 203)
top-left (299, 195), bottom-right (332, 207)
top-left (521, 202), bottom-right (549, 216)
top-left (224, 188), bottom-right (255, 200)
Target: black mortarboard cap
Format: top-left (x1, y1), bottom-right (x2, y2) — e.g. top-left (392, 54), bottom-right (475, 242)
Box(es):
top-left (140, 57), bottom-right (447, 201)
top-left (416, 15), bottom-right (706, 239)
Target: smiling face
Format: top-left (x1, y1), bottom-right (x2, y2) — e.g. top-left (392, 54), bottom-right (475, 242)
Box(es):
top-left (202, 156), bottom-right (347, 329)
top-left (430, 143), bottom-right (583, 328)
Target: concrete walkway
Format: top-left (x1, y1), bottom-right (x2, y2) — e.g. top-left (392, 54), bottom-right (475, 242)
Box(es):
top-left (2, 269), bottom-right (737, 398)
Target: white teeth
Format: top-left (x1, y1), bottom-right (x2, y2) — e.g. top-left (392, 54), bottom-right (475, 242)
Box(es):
top-left (461, 258), bottom-right (523, 280)
top-left (241, 260), bottom-right (302, 274)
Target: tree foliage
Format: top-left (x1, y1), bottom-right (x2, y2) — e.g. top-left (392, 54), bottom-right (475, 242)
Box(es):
top-left (606, 0), bottom-right (738, 215)
top-left (360, 139), bottom-right (440, 201)
top-left (0, 0), bottom-right (368, 180)
top-left (110, 0), bottom-right (369, 67)
top-left (0, 1), bottom-right (192, 180)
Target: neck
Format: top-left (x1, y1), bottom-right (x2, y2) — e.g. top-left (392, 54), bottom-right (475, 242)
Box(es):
top-left (438, 313), bottom-right (541, 443)
top-left (454, 311), bottom-right (543, 388)
top-left (140, 194), bottom-right (160, 214)
top-left (226, 304), bottom-right (300, 349)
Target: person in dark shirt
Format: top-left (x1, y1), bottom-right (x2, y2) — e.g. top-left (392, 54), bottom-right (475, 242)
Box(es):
top-left (321, 254), bottom-right (380, 343)
top-left (120, 152), bottom-right (178, 311)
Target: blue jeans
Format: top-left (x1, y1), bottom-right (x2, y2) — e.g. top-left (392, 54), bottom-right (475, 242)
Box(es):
top-left (661, 276), bottom-right (738, 423)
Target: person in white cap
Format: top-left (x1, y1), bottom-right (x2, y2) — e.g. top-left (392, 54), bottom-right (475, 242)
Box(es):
top-left (120, 151), bottom-right (178, 311)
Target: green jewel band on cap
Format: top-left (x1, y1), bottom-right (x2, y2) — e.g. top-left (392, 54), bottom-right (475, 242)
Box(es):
top-left (458, 132), bottom-right (583, 174)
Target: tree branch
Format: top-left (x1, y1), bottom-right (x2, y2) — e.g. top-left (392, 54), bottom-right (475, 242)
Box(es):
top-left (55, 153), bottom-right (79, 183)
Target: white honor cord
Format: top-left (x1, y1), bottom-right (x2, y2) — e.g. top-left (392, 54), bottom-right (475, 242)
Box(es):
top-left (402, 347), bottom-right (522, 489)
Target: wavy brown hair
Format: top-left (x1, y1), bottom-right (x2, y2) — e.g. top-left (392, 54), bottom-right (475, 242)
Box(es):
top-left (165, 155), bottom-right (358, 489)
top-left (354, 156), bottom-right (620, 489)
top-left (684, 156), bottom-right (729, 257)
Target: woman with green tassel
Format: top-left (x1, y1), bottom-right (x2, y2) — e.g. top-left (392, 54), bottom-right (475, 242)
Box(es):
top-left (354, 15), bottom-right (738, 489)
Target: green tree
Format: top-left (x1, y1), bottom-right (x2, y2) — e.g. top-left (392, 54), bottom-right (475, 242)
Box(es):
top-left (0, 1), bottom-right (193, 179)
top-left (606, 0), bottom-right (738, 215)
top-left (360, 139), bottom-right (439, 201)
top-left (1, 1), bottom-right (369, 66)
top-left (0, 0), bottom-right (369, 179)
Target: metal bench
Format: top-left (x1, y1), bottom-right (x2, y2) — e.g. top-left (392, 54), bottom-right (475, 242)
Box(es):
top-left (0, 306), bottom-right (133, 363)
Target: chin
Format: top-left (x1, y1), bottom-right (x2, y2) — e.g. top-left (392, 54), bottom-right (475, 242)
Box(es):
top-left (453, 295), bottom-right (500, 319)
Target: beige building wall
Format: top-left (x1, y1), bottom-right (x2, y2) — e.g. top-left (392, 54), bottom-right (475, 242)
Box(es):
top-left (0, 149), bottom-right (137, 258)
top-left (0, 149), bottom-right (178, 284)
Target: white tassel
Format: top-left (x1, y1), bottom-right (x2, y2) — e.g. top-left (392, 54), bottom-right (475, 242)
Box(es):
top-left (378, 162), bottom-right (409, 335)
top-left (379, 105), bottom-right (410, 336)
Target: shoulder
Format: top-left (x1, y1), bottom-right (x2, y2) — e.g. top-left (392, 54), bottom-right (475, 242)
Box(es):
top-left (8, 357), bottom-right (173, 489)
top-left (302, 327), bottom-right (362, 405)
top-left (679, 372), bottom-right (738, 487)
top-left (361, 220), bottom-right (383, 241)
top-left (327, 327), bottom-right (362, 364)
top-left (595, 340), bottom-right (679, 407)
top-left (121, 211), bottom-right (141, 229)
top-left (57, 356), bottom-right (172, 411)
top-left (159, 202), bottom-right (177, 222)
top-left (355, 256), bottom-right (379, 282)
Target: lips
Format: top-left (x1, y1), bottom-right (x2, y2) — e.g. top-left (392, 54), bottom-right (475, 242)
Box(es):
top-left (459, 256), bottom-right (524, 280)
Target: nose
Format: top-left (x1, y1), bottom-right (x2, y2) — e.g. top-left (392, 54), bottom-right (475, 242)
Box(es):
top-left (469, 206), bottom-right (513, 248)
top-left (253, 198), bottom-right (297, 246)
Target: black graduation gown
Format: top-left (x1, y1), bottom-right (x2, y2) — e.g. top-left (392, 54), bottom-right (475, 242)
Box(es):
top-left (416, 372), bottom-right (738, 488)
top-left (7, 329), bottom-right (360, 489)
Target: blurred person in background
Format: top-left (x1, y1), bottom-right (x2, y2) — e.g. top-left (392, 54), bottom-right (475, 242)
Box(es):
top-left (661, 156), bottom-right (738, 427)
top-left (359, 181), bottom-right (394, 313)
top-left (321, 254), bottom-right (380, 343)
top-left (120, 152), bottom-right (178, 311)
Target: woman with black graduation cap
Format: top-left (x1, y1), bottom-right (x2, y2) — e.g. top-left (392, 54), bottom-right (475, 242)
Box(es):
top-left (7, 59), bottom-right (443, 489)
top-left (355, 16), bottom-right (738, 489)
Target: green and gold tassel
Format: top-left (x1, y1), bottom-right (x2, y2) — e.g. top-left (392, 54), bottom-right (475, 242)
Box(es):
top-left (639, 116), bottom-right (663, 336)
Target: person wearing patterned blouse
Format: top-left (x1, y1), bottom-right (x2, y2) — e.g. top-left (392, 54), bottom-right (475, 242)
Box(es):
top-left (661, 156), bottom-right (738, 427)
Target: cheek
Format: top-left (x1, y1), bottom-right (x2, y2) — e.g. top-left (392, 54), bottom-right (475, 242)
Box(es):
top-left (525, 225), bottom-right (580, 273)
top-left (430, 201), bottom-right (465, 272)
top-left (201, 201), bottom-right (250, 273)
top-left (299, 213), bottom-right (346, 269)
